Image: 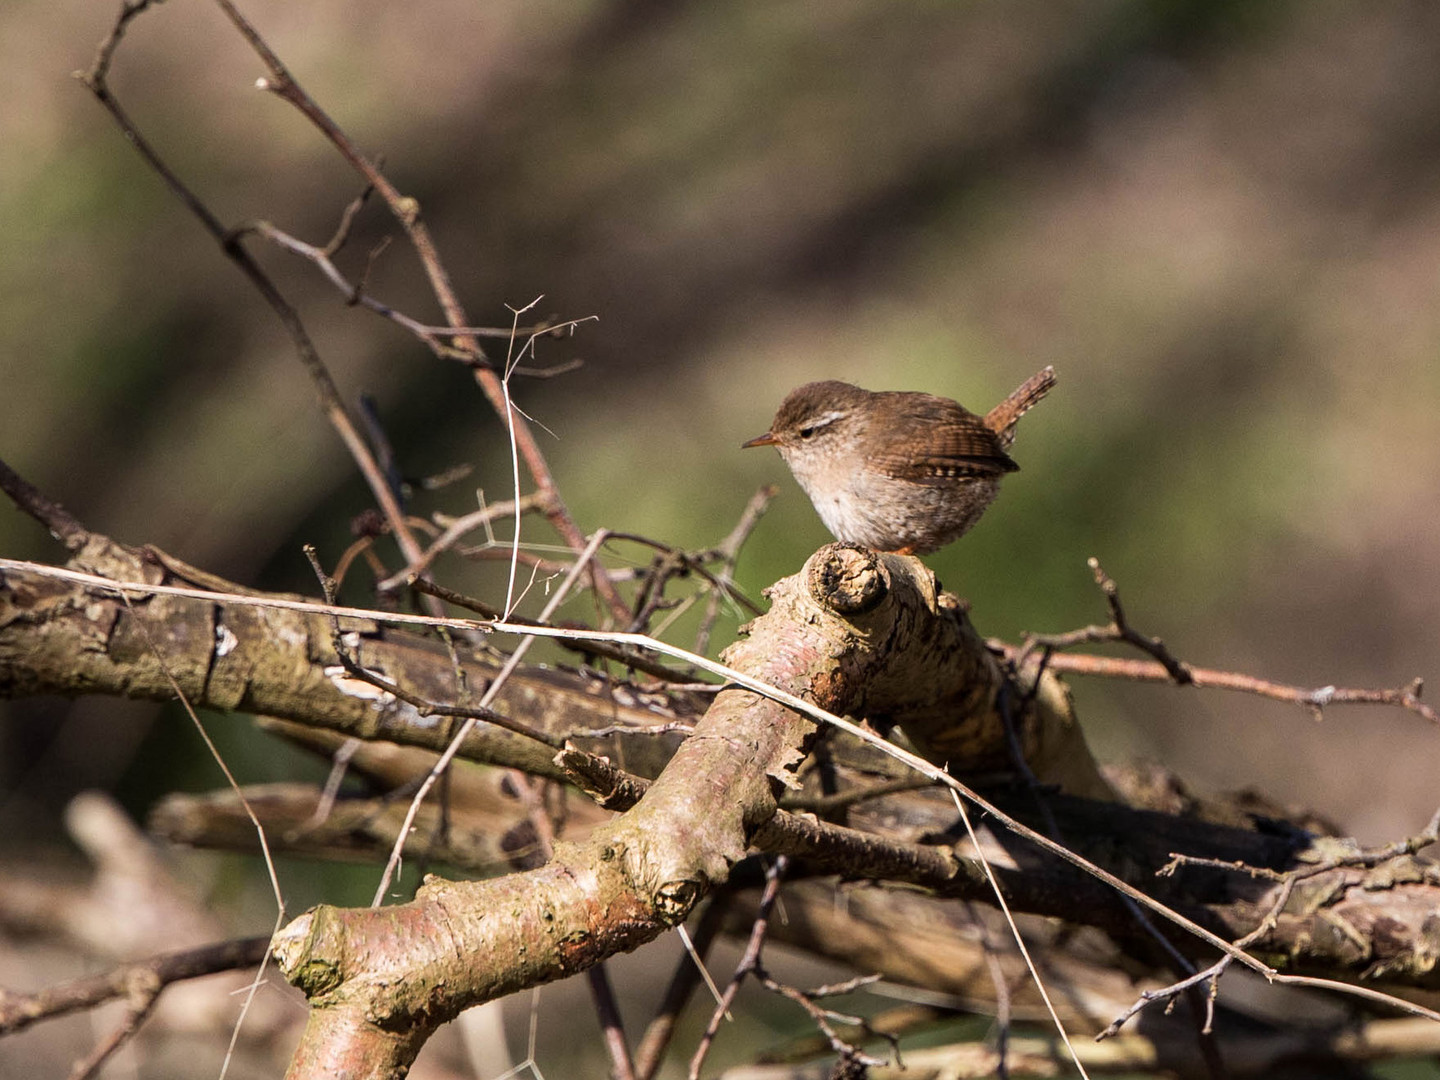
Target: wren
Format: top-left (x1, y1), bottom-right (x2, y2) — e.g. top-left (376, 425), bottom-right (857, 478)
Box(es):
top-left (742, 367), bottom-right (1055, 554)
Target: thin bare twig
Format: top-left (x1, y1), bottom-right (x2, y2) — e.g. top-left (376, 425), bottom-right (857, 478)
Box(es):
top-left (0, 938), bottom-right (271, 1036)
top-left (308, 737), bottom-right (363, 829)
top-left (320, 176), bottom-right (375, 258)
top-left (0, 457), bottom-right (91, 552)
top-left (558, 631), bottom-right (708, 684)
top-left (1166, 805), bottom-right (1440, 882)
top-left (964, 901), bottom-right (1014, 1080)
top-left (755, 974), bottom-right (890, 1075)
top-left (1100, 959), bottom-right (1228, 1042)
top-left (950, 786), bottom-right (1091, 1080)
top-left (1016, 557), bottom-right (1191, 683)
top-left (998, 554), bottom-right (1435, 726)
top-left (369, 530), bottom-right (611, 904)
top-left (77, 0), bottom-right (160, 87)
top-left (694, 485), bottom-right (778, 654)
top-left (998, 666), bottom-right (1221, 1074)
top-left (778, 776), bottom-right (935, 814)
top-left (1001, 648), bottom-right (1436, 726)
top-left (69, 987), bottom-right (161, 1080)
top-left (633, 895), bottom-right (732, 1080)
top-left (688, 858), bottom-right (790, 1080)
top-left (75, 3), bottom-right (443, 623)
top-left (588, 964), bottom-right (637, 1080)
top-left (598, 530), bottom-right (765, 633)
top-left (1105, 806), bottom-right (1440, 1039)
top-left (208, 0), bottom-right (629, 619)
top-left (246, 217), bottom-right (604, 366)
top-left (111, 591), bottom-right (287, 1080)
top-left (377, 494), bottom-right (548, 593)
top-left (687, 857), bottom-right (887, 1076)
top-left (307, 544), bottom-right (561, 749)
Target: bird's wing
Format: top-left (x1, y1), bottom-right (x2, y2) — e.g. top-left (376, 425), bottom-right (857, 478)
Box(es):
top-left (874, 394), bottom-right (1018, 484)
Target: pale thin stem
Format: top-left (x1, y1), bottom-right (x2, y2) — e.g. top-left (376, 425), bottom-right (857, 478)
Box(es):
top-left (369, 530), bottom-right (610, 905)
top-left (949, 787), bottom-right (1090, 1080)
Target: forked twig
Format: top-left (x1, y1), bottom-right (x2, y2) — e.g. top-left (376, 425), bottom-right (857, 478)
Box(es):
top-left (303, 546), bottom-right (562, 749)
top-left (694, 484), bottom-right (778, 654)
top-left (75, 2), bottom-right (442, 621)
top-left (632, 894), bottom-right (732, 1080)
top-left (208, 0), bottom-right (629, 619)
top-left (690, 860), bottom-right (798, 1077)
top-left (0, 937), bottom-right (270, 1037)
top-left (1016, 557), bottom-right (1191, 683)
top-left (1004, 648), bottom-right (1436, 726)
top-left (1104, 807), bottom-right (1440, 1038)
top-left (686, 857), bottom-right (888, 1077)
top-left (364, 530), bottom-right (611, 905)
top-left (1002, 556), bottom-right (1435, 727)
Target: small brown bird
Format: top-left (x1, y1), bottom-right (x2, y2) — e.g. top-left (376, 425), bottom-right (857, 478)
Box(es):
top-left (742, 368), bottom-right (1055, 554)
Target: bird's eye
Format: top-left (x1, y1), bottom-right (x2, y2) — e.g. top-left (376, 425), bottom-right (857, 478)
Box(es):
top-left (795, 410), bottom-right (843, 440)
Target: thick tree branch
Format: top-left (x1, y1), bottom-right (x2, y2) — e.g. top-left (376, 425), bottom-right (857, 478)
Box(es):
top-left (0, 537), bottom-right (682, 783)
top-left (266, 545), bottom-right (1089, 1076)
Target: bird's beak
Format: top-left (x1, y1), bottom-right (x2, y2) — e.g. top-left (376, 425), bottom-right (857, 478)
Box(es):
top-left (741, 431), bottom-right (778, 449)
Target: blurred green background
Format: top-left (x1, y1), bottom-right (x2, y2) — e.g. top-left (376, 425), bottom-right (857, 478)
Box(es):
top-left (2, 0), bottom-right (1439, 1073)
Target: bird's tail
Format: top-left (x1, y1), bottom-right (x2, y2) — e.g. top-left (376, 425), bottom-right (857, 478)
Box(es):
top-left (985, 366), bottom-right (1056, 448)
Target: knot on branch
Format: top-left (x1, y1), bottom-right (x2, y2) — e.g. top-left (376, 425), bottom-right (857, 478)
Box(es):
top-left (807, 543), bottom-right (888, 615)
top-left (272, 910), bottom-right (345, 997)
top-left (654, 879), bottom-right (702, 925)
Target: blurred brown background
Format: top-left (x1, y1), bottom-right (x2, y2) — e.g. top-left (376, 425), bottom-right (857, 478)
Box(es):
top-left (2, 0), bottom-right (1439, 1072)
